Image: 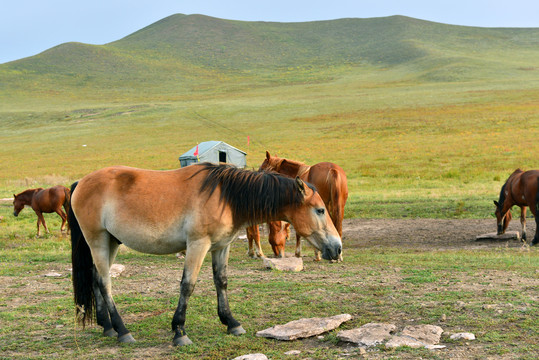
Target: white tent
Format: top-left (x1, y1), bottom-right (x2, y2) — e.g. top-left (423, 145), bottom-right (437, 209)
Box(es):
top-left (178, 141), bottom-right (247, 168)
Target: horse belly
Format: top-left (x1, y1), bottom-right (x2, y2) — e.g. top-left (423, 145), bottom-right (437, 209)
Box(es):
top-left (105, 210), bottom-right (193, 255)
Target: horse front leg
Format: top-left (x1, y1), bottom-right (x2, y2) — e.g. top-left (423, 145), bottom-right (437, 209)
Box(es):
top-left (172, 239), bottom-right (211, 346)
top-left (295, 234), bottom-right (302, 258)
top-left (212, 245), bottom-right (245, 335)
top-left (35, 211), bottom-right (48, 236)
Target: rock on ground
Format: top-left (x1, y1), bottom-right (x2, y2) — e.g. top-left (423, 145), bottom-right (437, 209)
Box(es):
top-left (386, 324), bottom-right (444, 349)
top-left (450, 332), bottom-right (476, 340)
top-left (263, 256), bottom-right (303, 272)
top-left (110, 264), bottom-right (125, 277)
top-left (256, 314), bottom-right (352, 340)
top-left (401, 324), bottom-right (443, 345)
top-left (337, 323), bottom-right (396, 346)
top-left (475, 231), bottom-right (520, 241)
top-left (232, 354), bottom-right (268, 360)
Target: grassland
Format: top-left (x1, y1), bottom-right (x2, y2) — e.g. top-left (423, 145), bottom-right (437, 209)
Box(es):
top-left (0, 14), bottom-right (538, 359)
top-left (2, 15), bottom-right (539, 218)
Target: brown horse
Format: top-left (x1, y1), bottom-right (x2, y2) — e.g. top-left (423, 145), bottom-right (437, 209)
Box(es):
top-left (494, 168), bottom-right (539, 245)
top-left (69, 163), bottom-right (341, 346)
top-left (247, 222), bottom-right (290, 258)
top-left (248, 151), bottom-right (348, 260)
top-left (13, 185), bottom-right (70, 236)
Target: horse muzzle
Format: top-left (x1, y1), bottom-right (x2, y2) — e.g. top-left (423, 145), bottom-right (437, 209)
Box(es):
top-left (321, 238), bottom-right (342, 261)
top-left (497, 223), bottom-right (504, 235)
top-left (13, 211), bottom-right (18, 217)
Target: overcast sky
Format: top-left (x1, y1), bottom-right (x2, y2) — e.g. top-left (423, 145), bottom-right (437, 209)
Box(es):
top-left (1, 0), bottom-right (538, 64)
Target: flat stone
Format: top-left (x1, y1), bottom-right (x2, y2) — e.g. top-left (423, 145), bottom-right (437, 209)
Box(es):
top-left (385, 335), bottom-right (424, 349)
top-left (110, 264), bottom-right (125, 278)
top-left (284, 350), bottom-right (301, 355)
top-left (337, 323), bottom-right (396, 346)
top-left (232, 354), bottom-right (268, 360)
top-left (256, 314), bottom-right (352, 340)
top-left (401, 324), bottom-right (443, 345)
top-left (44, 272), bottom-right (62, 277)
top-left (450, 332), bottom-right (476, 340)
top-left (263, 256), bottom-right (303, 272)
top-left (476, 231), bottom-right (520, 241)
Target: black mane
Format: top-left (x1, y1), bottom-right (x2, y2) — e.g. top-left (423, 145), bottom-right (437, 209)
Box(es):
top-left (194, 163), bottom-right (310, 227)
top-left (497, 183), bottom-right (506, 209)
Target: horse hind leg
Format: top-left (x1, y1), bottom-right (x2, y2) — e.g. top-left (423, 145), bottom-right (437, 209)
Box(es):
top-left (92, 267), bottom-right (117, 338)
top-left (520, 207), bottom-right (527, 242)
top-left (57, 209), bottom-right (67, 232)
top-left (92, 236), bottom-right (134, 343)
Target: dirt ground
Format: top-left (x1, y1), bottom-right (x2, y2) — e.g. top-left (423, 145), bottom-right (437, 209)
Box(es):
top-left (2, 217), bottom-right (536, 360)
top-left (339, 217), bottom-right (533, 250)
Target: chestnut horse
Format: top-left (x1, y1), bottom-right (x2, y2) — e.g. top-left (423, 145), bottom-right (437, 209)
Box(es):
top-left (494, 168), bottom-right (539, 245)
top-left (13, 185), bottom-right (70, 236)
top-left (247, 222), bottom-right (290, 258)
top-left (248, 151), bottom-right (348, 260)
top-left (69, 163), bottom-right (341, 346)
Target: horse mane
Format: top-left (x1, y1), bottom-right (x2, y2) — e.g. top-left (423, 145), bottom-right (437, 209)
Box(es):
top-left (498, 169), bottom-right (524, 208)
top-left (195, 163), bottom-right (309, 227)
top-left (15, 188), bottom-right (42, 201)
top-left (264, 156), bottom-right (311, 179)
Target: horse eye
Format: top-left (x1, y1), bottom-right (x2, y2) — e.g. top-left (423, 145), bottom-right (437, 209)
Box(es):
top-left (316, 208), bottom-right (325, 215)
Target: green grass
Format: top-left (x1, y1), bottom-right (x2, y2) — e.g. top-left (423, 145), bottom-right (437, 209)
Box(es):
top-left (2, 16), bottom-right (539, 219)
top-left (0, 229), bottom-right (537, 359)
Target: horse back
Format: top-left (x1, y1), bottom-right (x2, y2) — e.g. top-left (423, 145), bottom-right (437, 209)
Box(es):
top-left (307, 163), bottom-right (348, 234)
top-left (32, 186), bottom-right (68, 213)
top-left (71, 166), bottom-right (235, 253)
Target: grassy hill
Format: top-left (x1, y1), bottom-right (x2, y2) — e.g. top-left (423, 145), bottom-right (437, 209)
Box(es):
top-left (1, 14), bottom-right (539, 218)
top-left (2, 14), bottom-right (539, 103)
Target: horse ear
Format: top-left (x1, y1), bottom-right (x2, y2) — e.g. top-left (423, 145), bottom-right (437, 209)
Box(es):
top-left (266, 151), bottom-right (271, 160)
top-left (295, 177), bottom-right (306, 194)
top-left (494, 200), bottom-right (499, 207)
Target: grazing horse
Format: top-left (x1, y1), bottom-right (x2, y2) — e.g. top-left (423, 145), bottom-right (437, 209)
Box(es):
top-left (69, 163), bottom-right (341, 346)
top-left (248, 151), bottom-right (348, 260)
top-left (247, 222), bottom-right (290, 258)
top-left (494, 168), bottom-right (539, 245)
top-left (13, 185), bottom-right (70, 236)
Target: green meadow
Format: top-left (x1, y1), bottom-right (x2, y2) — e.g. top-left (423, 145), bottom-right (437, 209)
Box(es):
top-left (0, 14), bottom-right (538, 359)
top-left (2, 15), bottom-right (539, 219)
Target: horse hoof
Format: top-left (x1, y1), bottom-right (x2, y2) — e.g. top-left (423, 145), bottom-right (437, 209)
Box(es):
top-left (103, 328), bottom-right (118, 337)
top-left (228, 325), bottom-right (246, 336)
top-left (173, 335), bottom-right (193, 346)
top-left (118, 333), bottom-right (136, 343)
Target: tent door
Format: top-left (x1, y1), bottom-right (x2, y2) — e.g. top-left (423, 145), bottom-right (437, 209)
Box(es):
top-left (219, 151), bottom-right (227, 163)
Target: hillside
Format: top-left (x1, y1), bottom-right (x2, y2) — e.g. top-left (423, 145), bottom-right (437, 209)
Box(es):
top-left (2, 14), bottom-right (539, 104)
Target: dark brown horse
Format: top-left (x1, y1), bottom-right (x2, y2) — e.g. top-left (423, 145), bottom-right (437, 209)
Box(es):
top-left (494, 168), bottom-right (539, 245)
top-left (69, 163), bottom-right (341, 346)
top-left (13, 185), bottom-right (70, 236)
top-left (248, 151), bottom-right (348, 260)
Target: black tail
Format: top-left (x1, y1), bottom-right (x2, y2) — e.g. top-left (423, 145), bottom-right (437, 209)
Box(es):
top-left (69, 181), bottom-right (95, 327)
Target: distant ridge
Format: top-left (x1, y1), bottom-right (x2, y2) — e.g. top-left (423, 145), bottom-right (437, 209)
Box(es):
top-left (2, 14), bottom-right (539, 97)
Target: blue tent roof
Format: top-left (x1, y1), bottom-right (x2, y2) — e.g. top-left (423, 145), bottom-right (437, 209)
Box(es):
top-left (179, 141), bottom-right (222, 159)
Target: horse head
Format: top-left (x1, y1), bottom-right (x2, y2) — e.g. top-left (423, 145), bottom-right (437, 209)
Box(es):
top-left (493, 200), bottom-right (511, 235)
top-left (284, 177), bottom-right (342, 261)
top-left (12, 194), bottom-right (24, 216)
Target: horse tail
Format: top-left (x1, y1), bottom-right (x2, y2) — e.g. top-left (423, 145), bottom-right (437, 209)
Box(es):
top-left (69, 181), bottom-right (95, 327)
top-left (326, 168), bottom-right (348, 236)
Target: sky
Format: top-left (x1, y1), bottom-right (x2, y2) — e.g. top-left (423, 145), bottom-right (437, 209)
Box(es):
top-left (1, 0), bottom-right (539, 64)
